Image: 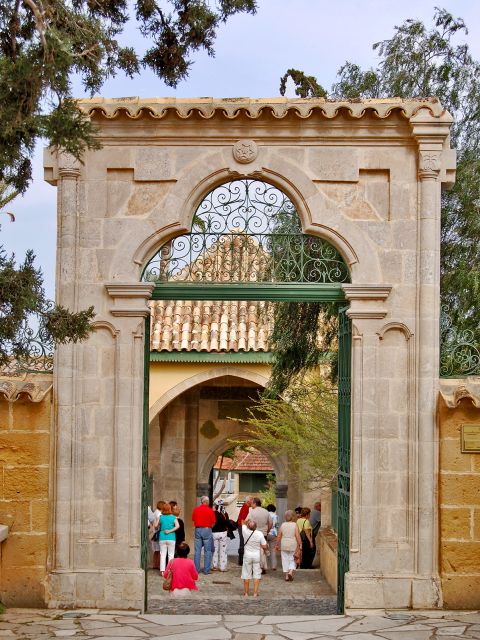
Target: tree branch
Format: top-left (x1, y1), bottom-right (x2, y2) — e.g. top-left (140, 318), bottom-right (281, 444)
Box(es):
top-left (22, 0), bottom-right (47, 50)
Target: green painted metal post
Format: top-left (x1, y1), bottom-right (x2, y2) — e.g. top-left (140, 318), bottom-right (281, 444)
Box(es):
top-left (141, 314), bottom-right (151, 611)
top-left (337, 306), bottom-right (351, 614)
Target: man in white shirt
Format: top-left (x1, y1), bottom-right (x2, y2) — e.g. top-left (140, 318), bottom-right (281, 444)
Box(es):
top-left (248, 497), bottom-right (272, 573)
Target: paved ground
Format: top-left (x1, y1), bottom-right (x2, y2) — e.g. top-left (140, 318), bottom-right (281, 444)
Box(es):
top-left (1, 609), bottom-right (480, 639)
top-left (147, 558), bottom-right (335, 615)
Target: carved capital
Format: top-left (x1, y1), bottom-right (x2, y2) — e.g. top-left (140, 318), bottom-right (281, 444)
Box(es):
top-left (418, 151), bottom-right (441, 180)
top-left (57, 152), bottom-right (81, 179)
top-left (233, 139), bottom-right (258, 164)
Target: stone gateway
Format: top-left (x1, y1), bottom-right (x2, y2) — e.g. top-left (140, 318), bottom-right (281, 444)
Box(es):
top-left (41, 96), bottom-right (457, 610)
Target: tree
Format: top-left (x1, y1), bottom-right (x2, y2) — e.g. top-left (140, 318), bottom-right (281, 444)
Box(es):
top-left (279, 7), bottom-right (480, 379)
top-left (0, 207), bottom-right (94, 369)
top-left (232, 374), bottom-right (338, 490)
top-left (0, 0), bottom-right (257, 199)
top-left (0, 1), bottom-right (256, 367)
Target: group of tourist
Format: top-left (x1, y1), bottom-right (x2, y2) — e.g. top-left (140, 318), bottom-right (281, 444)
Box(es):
top-left (148, 495), bottom-right (322, 598)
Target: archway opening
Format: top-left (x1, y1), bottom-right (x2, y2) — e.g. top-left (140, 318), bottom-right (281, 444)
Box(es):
top-left (143, 178), bottom-right (351, 614)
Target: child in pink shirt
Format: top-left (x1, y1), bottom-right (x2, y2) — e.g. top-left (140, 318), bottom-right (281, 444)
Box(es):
top-left (164, 542), bottom-right (199, 596)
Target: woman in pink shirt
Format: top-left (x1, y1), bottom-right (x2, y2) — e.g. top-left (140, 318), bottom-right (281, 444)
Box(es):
top-left (164, 542), bottom-right (199, 597)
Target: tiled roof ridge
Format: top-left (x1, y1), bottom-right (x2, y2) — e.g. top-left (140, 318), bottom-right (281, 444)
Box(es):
top-left (214, 448), bottom-right (274, 472)
top-left (77, 96), bottom-right (451, 121)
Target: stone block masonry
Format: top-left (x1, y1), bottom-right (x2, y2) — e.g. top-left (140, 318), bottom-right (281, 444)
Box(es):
top-left (0, 375), bottom-right (53, 607)
top-left (438, 389), bottom-right (480, 608)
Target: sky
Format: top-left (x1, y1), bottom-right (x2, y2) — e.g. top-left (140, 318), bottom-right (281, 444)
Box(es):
top-left (2, 0), bottom-right (480, 299)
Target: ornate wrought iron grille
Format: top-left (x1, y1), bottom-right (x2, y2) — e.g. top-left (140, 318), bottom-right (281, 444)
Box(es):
top-left (142, 179), bottom-right (350, 285)
top-left (440, 306), bottom-right (480, 377)
top-left (0, 318), bottom-right (54, 376)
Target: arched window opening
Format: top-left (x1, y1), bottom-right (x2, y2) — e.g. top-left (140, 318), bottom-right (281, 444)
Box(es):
top-left (142, 179), bottom-right (350, 285)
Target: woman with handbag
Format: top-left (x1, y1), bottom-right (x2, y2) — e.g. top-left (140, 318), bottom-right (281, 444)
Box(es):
top-left (241, 520), bottom-right (268, 597)
top-left (158, 502), bottom-right (179, 575)
top-left (275, 510), bottom-right (302, 581)
top-left (296, 507), bottom-right (315, 569)
top-left (163, 542), bottom-right (198, 597)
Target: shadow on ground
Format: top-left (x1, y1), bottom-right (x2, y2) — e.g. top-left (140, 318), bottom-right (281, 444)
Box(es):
top-left (147, 557), bottom-right (336, 615)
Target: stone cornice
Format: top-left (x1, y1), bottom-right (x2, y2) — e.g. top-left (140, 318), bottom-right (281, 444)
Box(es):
top-left (105, 282), bottom-right (154, 318)
top-left (77, 96), bottom-right (451, 122)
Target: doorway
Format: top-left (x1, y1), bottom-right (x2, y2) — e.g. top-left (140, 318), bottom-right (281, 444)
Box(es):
top-left (141, 178), bottom-right (352, 613)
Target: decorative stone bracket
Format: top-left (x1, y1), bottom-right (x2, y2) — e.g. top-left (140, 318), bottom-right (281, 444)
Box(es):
top-left (105, 283), bottom-right (154, 317)
top-left (342, 284), bottom-right (392, 319)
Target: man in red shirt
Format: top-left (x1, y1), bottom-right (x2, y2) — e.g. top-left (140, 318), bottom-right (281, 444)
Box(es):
top-left (236, 495), bottom-right (252, 566)
top-left (191, 496), bottom-right (216, 574)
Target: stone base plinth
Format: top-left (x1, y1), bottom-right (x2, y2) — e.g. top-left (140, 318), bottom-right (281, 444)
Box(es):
top-left (47, 569), bottom-right (145, 610)
top-left (345, 573), bottom-right (442, 610)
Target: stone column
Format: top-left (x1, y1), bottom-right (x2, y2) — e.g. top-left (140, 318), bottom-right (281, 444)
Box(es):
top-left (196, 483), bottom-right (210, 503)
top-left (275, 483), bottom-right (288, 523)
top-left (52, 153), bottom-right (81, 573)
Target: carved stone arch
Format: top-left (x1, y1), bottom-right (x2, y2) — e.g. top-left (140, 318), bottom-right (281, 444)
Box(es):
top-left (198, 431), bottom-right (288, 487)
top-left (91, 319), bottom-right (120, 337)
top-left (377, 321), bottom-right (414, 341)
top-left (149, 366), bottom-right (270, 422)
top-left (112, 150), bottom-right (381, 284)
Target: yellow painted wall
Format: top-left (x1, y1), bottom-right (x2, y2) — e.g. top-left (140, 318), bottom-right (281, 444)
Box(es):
top-left (0, 384), bottom-right (52, 607)
top-left (149, 361), bottom-right (271, 412)
top-left (439, 396), bottom-right (480, 609)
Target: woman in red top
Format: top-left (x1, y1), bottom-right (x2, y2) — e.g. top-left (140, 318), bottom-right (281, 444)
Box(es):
top-left (164, 542), bottom-right (199, 597)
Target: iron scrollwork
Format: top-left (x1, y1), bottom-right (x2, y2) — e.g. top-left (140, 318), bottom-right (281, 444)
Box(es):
top-left (1, 316), bottom-right (54, 376)
top-left (440, 306), bottom-right (480, 377)
top-left (142, 179), bottom-right (350, 285)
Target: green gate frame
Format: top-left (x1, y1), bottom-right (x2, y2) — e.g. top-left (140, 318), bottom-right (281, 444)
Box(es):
top-left (142, 282), bottom-right (351, 613)
top-left (337, 306), bottom-right (352, 614)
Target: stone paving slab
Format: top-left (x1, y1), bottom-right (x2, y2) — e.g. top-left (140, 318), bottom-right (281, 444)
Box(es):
top-left (1, 609), bottom-right (480, 639)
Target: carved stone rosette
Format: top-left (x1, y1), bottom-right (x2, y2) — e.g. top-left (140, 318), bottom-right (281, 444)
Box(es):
top-left (233, 139), bottom-right (258, 164)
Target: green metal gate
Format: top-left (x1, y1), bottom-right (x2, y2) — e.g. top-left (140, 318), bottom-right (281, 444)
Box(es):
top-left (141, 314), bottom-right (151, 611)
top-left (337, 305), bottom-right (351, 613)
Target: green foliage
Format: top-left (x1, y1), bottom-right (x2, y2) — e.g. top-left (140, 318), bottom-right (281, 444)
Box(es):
top-left (279, 68), bottom-right (327, 98)
top-left (266, 202), bottom-right (343, 395)
top-left (0, 243), bottom-right (94, 367)
top-left (0, 0), bottom-right (257, 198)
top-left (259, 473), bottom-right (276, 507)
top-left (279, 7), bottom-right (480, 370)
top-left (268, 302), bottom-right (337, 396)
top-left (233, 374), bottom-right (338, 490)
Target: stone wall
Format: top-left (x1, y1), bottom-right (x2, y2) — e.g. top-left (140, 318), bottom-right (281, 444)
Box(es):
top-left (439, 389), bottom-right (480, 609)
top-left (319, 527), bottom-right (338, 593)
top-left (0, 376), bottom-right (53, 607)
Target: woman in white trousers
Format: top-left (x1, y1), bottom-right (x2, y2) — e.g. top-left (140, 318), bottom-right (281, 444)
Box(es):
top-left (275, 510), bottom-right (302, 581)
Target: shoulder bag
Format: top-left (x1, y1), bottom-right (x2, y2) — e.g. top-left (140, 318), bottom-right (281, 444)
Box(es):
top-left (163, 559), bottom-right (174, 591)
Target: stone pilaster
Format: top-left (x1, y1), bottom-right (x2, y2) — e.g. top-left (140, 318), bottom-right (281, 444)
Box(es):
top-left (52, 153), bottom-right (82, 573)
top-left (413, 147), bottom-right (443, 606)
